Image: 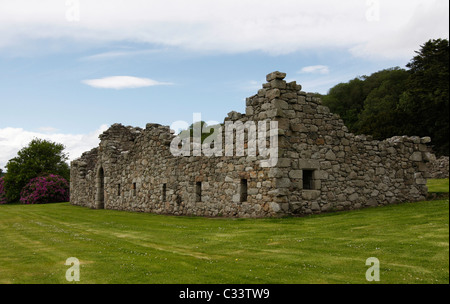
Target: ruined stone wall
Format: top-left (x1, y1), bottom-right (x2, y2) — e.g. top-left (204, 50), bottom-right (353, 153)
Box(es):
top-left (70, 71), bottom-right (435, 217)
top-left (246, 72), bottom-right (434, 215)
top-left (70, 122), bottom-right (280, 218)
top-left (70, 147), bottom-right (98, 209)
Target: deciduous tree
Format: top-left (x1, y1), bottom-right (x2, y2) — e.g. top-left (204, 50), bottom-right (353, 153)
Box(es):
top-left (3, 139), bottom-right (70, 202)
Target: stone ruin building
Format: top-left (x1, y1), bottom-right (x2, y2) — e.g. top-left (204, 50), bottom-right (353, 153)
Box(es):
top-left (70, 71), bottom-right (436, 218)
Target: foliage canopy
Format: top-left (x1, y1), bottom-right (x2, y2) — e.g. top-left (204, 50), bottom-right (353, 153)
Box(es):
top-left (3, 138), bottom-right (70, 202)
top-left (322, 39), bottom-right (449, 156)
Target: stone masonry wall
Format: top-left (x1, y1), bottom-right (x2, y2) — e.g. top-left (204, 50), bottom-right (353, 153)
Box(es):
top-left (71, 123), bottom-right (279, 218)
top-left (70, 71), bottom-right (435, 218)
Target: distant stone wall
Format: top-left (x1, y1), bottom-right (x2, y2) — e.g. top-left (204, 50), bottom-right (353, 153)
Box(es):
top-left (428, 156), bottom-right (449, 179)
top-left (70, 71), bottom-right (435, 218)
top-left (70, 148), bottom-right (98, 209)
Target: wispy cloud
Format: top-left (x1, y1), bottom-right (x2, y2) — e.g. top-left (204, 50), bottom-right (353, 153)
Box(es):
top-left (82, 76), bottom-right (173, 89)
top-left (80, 49), bottom-right (164, 61)
top-left (0, 125), bottom-right (109, 170)
top-left (298, 65), bottom-right (330, 75)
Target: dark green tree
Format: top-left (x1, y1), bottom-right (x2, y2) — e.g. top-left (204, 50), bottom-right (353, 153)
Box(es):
top-left (3, 138), bottom-right (70, 202)
top-left (322, 39), bottom-right (448, 155)
top-left (399, 39), bottom-right (449, 156)
top-left (322, 68), bottom-right (408, 134)
top-left (321, 77), bottom-right (366, 132)
top-left (356, 68), bottom-right (410, 139)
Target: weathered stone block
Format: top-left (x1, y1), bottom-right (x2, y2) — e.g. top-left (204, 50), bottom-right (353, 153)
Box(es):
top-left (276, 178), bottom-right (291, 188)
top-left (291, 123), bottom-right (307, 132)
top-left (410, 152), bottom-right (422, 162)
top-left (277, 158), bottom-right (291, 168)
top-left (289, 170), bottom-right (303, 179)
top-left (420, 137), bottom-right (431, 144)
top-left (311, 202), bottom-right (320, 211)
top-left (266, 71), bottom-right (286, 82)
top-left (272, 99), bottom-right (289, 110)
top-left (302, 190), bottom-right (321, 200)
top-left (270, 79), bottom-right (287, 89)
top-left (265, 108), bottom-right (285, 118)
top-left (349, 193), bottom-right (359, 201)
top-left (269, 202), bottom-right (281, 213)
top-left (325, 150), bottom-right (336, 161)
top-left (266, 89), bottom-right (281, 100)
top-left (298, 159), bottom-right (320, 169)
top-left (423, 152), bottom-right (436, 162)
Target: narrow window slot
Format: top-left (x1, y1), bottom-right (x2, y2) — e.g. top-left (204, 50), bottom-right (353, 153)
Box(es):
top-left (196, 182), bottom-right (202, 202)
top-left (303, 170), bottom-right (314, 190)
top-left (240, 179), bottom-right (248, 202)
top-left (162, 184), bottom-right (167, 202)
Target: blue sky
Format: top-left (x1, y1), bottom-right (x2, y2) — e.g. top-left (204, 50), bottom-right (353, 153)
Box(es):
top-left (0, 0), bottom-right (448, 169)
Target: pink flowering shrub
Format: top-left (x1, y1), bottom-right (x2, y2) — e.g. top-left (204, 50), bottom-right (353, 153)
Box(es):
top-left (0, 177), bottom-right (7, 204)
top-left (20, 174), bottom-right (69, 204)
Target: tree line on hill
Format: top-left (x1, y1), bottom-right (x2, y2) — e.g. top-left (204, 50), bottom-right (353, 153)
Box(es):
top-left (320, 39), bottom-right (449, 157)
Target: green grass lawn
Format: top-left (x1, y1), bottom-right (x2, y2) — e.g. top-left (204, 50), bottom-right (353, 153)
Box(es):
top-left (427, 178), bottom-right (449, 193)
top-left (1, 196), bottom-right (448, 284)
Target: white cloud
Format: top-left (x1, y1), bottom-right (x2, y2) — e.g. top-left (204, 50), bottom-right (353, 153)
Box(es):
top-left (299, 65), bottom-right (330, 75)
top-left (0, 0), bottom-right (447, 60)
top-left (0, 125), bottom-right (109, 171)
top-left (82, 76), bottom-right (173, 89)
top-left (38, 126), bottom-right (59, 133)
top-left (349, 0), bottom-right (450, 59)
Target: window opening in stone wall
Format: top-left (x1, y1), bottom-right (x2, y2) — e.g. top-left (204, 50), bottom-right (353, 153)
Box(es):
top-left (303, 170), bottom-right (314, 190)
top-left (118, 184), bottom-right (121, 196)
top-left (133, 183), bottom-right (137, 196)
top-left (162, 184), bottom-right (167, 202)
top-left (196, 182), bottom-right (202, 202)
top-left (240, 179), bottom-right (248, 202)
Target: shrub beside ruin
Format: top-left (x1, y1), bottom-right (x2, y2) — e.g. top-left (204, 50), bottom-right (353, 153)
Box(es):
top-left (19, 174), bottom-right (69, 205)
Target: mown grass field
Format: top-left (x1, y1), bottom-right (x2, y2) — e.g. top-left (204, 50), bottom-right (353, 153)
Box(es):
top-left (428, 178), bottom-right (450, 193)
top-left (0, 180), bottom-right (448, 284)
